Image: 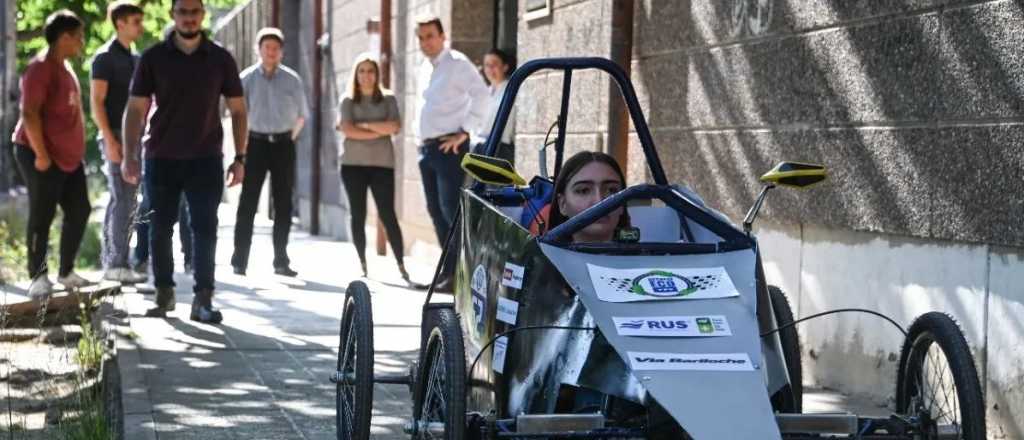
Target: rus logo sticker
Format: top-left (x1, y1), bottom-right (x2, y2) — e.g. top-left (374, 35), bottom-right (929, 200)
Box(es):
top-left (613, 315), bottom-right (732, 337)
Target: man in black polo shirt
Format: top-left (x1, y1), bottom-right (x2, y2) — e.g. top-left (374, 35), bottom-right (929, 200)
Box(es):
top-left (91, 1), bottom-right (146, 284)
top-left (121, 0), bottom-right (247, 323)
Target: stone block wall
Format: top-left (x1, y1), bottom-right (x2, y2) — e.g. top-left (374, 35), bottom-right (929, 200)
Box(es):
top-left (627, 2), bottom-right (1024, 437)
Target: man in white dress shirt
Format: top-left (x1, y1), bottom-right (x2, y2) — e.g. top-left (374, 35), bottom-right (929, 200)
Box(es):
top-left (414, 16), bottom-right (489, 292)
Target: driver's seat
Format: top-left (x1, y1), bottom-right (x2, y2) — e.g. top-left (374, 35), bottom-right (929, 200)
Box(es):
top-left (520, 177), bottom-right (554, 235)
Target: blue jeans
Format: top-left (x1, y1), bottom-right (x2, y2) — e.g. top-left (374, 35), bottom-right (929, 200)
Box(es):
top-left (418, 139), bottom-right (467, 276)
top-left (143, 156), bottom-right (223, 293)
top-left (133, 192), bottom-right (192, 269)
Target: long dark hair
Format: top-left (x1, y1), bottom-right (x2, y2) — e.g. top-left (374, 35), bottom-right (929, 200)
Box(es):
top-left (547, 151), bottom-right (630, 232)
top-left (348, 54), bottom-right (385, 104)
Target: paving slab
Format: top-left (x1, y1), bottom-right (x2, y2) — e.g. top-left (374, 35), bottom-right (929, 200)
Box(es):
top-left (119, 204), bottom-right (425, 439)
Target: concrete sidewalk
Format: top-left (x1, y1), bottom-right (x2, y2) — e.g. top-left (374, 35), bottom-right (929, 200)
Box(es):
top-left (118, 202), bottom-right (434, 439)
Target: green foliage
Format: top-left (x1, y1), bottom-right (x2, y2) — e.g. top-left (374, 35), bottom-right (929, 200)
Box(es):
top-left (0, 208), bottom-right (29, 282)
top-left (15, 0), bottom-right (246, 173)
top-left (56, 383), bottom-right (112, 440)
top-left (75, 299), bottom-right (105, 372)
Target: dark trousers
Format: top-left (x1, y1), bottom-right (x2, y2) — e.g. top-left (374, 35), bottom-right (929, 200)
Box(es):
top-left (340, 165), bottom-right (405, 265)
top-left (231, 135), bottom-right (295, 269)
top-left (418, 138), bottom-right (467, 277)
top-left (134, 191), bottom-right (192, 268)
top-left (144, 156), bottom-right (223, 294)
top-left (472, 141), bottom-right (515, 164)
top-left (14, 145), bottom-right (91, 279)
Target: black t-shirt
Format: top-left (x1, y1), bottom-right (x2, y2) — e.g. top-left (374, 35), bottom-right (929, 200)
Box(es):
top-left (91, 39), bottom-right (138, 131)
top-left (130, 32), bottom-right (244, 159)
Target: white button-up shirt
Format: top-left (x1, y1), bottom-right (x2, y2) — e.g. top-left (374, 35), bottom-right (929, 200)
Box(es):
top-left (473, 79), bottom-right (516, 146)
top-left (415, 48), bottom-right (490, 141)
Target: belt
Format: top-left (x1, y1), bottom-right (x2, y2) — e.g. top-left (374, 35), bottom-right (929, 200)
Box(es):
top-left (422, 133), bottom-right (461, 145)
top-left (249, 131), bottom-right (291, 143)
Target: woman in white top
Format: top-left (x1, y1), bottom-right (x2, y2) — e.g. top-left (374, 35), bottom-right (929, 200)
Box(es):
top-left (472, 48), bottom-right (516, 163)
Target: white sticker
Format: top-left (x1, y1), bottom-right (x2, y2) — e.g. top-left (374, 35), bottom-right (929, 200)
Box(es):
top-left (587, 264), bottom-right (740, 303)
top-left (472, 264), bottom-right (487, 294)
top-left (612, 315), bottom-right (732, 337)
top-left (492, 336), bottom-right (508, 373)
top-left (501, 262), bottom-right (525, 289)
top-left (627, 352), bottom-right (754, 372)
top-left (496, 297), bottom-right (519, 325)
top-left (471, 265), bottom-right (487, 330)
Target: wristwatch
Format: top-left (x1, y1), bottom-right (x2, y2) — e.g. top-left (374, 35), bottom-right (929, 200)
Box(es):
top-left (234, 154), bottom-right (246, 165)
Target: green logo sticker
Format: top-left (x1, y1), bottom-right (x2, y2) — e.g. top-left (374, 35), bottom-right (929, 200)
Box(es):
top-left (629, 271), bottom-right (698, 297)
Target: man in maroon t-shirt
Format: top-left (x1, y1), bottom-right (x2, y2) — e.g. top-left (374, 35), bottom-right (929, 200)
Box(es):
top-left (122, 0), bottom-right (248, 323)
top-left (12, 10), bottom-right (93, 298)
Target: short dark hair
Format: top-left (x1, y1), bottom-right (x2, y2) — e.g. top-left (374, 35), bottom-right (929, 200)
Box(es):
top-left (256, 27), bottom-right (285, 47)
top-left (170, 0), bottom-right (204, 13)
top-left (415, 16), bottom-right (444, 35)
top-left (109, 1), bottom-right (144, 29)
top-left (44, 10), bottom-right (83, 45)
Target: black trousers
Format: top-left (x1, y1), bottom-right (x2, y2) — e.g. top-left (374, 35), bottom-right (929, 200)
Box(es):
top-left (232, 135), bottom-right (295, 269)
top-left (340, 165), bottom-right (404, 265)
top-left (14, 145), bottom-right (91, 279)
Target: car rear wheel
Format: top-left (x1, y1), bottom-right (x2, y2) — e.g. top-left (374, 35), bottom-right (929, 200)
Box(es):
top-left (768, 285), bottom-right (803, 413)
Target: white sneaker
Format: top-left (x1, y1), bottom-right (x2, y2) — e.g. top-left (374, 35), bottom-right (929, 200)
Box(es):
top-left (57, 272), bottom-right (94, 289)
top-left (131, 269), bottom-right (149, 283)
top-left (103, 267), bottom-right (148, 284)
top-left (28, 276), bottom-right (53, 300)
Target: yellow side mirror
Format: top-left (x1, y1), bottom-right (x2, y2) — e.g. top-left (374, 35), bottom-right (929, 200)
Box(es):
top-left (461, 153), bottom-right (527, 186)
top-left (760, 162), bottom-right (827, 188)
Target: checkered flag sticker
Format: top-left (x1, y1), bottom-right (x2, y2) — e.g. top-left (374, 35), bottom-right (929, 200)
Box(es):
top-left (587, 265), bottom-right (740, 303)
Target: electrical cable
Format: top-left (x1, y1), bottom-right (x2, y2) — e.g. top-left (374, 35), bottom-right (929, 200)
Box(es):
top-left (761, 308), bottom-right (907, 338)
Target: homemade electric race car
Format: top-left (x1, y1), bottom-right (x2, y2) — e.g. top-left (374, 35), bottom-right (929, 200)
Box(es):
top-left (330, 58), bottom-right (985, 439)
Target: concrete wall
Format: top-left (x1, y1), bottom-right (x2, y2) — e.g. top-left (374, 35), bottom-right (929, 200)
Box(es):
top-left (319, 0), bottom-right (494, 251)
top-left (514, 0), bottom-right (616, 178)
top-left (627, 1), bottom-right (1024, 437)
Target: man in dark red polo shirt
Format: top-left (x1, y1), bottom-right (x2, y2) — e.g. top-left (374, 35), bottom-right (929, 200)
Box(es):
top-left (121, 0), bottom-right (248, 323)
top-left (12, 10), bottom-right (93, 299)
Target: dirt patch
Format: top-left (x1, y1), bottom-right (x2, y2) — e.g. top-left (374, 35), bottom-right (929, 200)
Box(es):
top-left (1, 294), bottom-right (118, 439)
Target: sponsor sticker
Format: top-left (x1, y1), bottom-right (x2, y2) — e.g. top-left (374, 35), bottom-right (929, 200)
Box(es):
top-left (496, 297), bottom-right (519, 325)
top-left (612, 315), bottom-right (731, 337)
top-left (471, 265), bottom-right (487, 331)
top-left (492, 336), bottom-right (508, 373)
top-left (501, 262), bottom-right (525, 289)
top-left (587, 264), bottom-right (740, 303)
top-left (627, 352), bottom-right (754, 372)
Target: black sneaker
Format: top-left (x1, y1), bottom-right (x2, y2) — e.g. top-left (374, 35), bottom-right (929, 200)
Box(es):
top-left (190, 292), bottom-right (223, 324)
top-left (232, 265), bottom-right (246, 275)
top-left (144, 287), bottom-right (176, 317)
top-left (274, 266), bottom-right (298, 277)
top-left (183, 262), bottom-right (193, 274)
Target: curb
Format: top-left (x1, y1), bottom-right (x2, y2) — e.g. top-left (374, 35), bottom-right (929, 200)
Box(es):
top-left (108, 296), bottom-right (158, 440)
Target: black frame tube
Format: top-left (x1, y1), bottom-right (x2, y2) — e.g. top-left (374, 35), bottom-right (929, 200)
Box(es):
top-left (477, 58), bottom-right (668, 186)
top-left (553, 69), bottom-right (572, 178)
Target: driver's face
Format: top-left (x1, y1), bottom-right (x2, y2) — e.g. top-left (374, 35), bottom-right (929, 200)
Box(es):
top-left (558, 161), bottom-right (624, 243)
